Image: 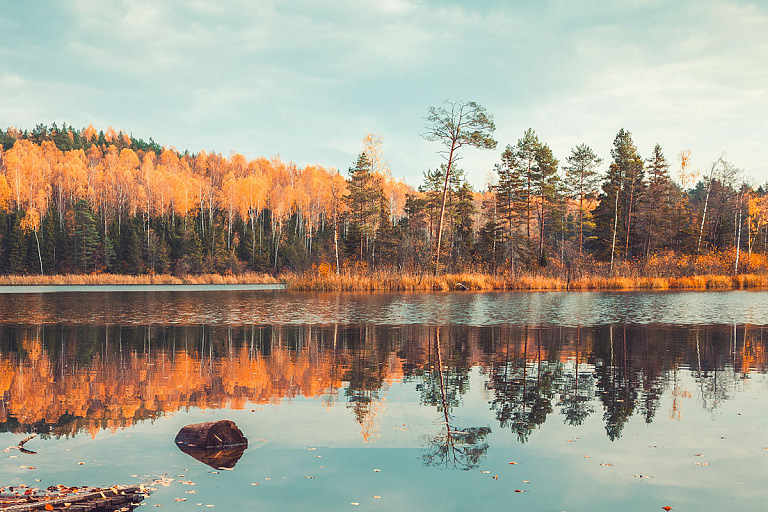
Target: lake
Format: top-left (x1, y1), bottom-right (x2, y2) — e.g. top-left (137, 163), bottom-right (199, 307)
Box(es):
top-left (2, 289), bottom-right (767, 511)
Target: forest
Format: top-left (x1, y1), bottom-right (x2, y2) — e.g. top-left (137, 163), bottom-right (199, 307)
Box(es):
top-left (1, 117), bottom-right (767, 286)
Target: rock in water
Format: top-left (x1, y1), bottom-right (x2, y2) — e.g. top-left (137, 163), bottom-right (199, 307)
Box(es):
top-left (175, 420), bottom-right (248, 469)
top-left (175, 420), bottom-right (248, 448)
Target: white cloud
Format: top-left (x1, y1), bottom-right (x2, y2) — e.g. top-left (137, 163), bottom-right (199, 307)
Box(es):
top-left (0, 0), bottom-right (766, 184)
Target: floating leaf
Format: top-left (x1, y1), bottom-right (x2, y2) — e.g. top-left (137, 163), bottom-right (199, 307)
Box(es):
top-left (662, 507), bottom-right (672, 511)
top-left (514, 489), bottom-right (524, 493)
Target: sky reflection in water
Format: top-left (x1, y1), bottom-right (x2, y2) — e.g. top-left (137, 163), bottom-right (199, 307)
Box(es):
top-left (1, 291), bottom-right (767, 511)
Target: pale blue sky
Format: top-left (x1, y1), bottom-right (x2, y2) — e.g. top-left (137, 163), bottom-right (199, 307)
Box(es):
top-left (1, 0), bottom-right (766, 188)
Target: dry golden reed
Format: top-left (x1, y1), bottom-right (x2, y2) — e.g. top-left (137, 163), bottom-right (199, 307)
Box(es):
top-left (0, 272), bottom-right (279, 286)
top-left (1, 270), bottom-right (767, 291)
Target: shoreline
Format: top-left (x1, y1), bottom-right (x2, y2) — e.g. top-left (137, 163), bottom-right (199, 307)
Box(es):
top-left (0, 272), bottom-right (766, 292)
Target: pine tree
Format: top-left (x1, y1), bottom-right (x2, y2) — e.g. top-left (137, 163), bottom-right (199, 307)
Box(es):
top-left (71, 199), bottom-right (99, 273)
top-left (345, 153), bottom-right (382, 263)
top-left (642, 144), bottom-right (674, 256)
top-left (591, 129), bottom-right (644, 268)
top-left (563, 144), bottom-right (603, 255)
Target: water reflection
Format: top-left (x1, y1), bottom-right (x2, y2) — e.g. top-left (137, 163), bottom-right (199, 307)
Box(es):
top-left (1, 323), bottom-right (766, 445)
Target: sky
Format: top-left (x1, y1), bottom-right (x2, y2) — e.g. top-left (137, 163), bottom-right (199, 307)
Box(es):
top-left (1, 0), bottom-right (767, 189)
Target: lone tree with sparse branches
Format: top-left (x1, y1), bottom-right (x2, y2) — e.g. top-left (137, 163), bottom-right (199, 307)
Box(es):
top-left (423, 100), bottom-right (496, 274)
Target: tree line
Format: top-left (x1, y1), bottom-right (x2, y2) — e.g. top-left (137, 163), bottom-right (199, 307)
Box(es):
top-left (1, 113), bottom-right (767, 277)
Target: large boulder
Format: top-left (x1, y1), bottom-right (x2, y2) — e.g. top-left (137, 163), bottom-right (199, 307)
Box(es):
top-left (175, 420), bottom-right (248, 469)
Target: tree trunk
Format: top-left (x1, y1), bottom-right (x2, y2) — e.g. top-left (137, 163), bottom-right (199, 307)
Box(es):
top-left (434, 143), bottom-right (456, 275)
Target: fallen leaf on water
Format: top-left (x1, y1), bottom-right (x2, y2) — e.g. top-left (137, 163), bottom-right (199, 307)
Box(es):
top-left (514, 489), bottom-right (524, 493)
top-left (662, 507), bottom-right (672, 511)
top-left (78, 462), bottom-right (85, 465)
top-left (509, 462), bottom-right (518, 465)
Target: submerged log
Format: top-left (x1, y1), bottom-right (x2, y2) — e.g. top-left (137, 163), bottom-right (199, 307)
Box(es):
top-left (0, 485), bottom-right (146, 512)
top-left (174, 420), bottom-right (248, 469)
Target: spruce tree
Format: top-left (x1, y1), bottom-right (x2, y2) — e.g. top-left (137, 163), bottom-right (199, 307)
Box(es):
top-left (71, 199), bottom-right (99, 273)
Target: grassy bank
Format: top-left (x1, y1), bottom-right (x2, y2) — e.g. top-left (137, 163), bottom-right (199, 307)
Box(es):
top-left (283, 271), bottom-right (768, 291)
top-left (0, 272), bottom-right (279, 286)
top-left (0, 271), bottom-right (766, 291)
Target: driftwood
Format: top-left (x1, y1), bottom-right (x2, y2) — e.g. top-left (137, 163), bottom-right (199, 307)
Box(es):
top-left (175, 420), bottom-right (248, 469)
top-left (18, 435), bottom-right (36, 455)
top-left (0, 485), bottom-right (146, 512)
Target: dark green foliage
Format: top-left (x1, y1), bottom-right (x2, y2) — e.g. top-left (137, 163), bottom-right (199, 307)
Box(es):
top-left (7, 211), bottom-right (29, 274)
top-left (70, 200), bottom-right (100, 273)
top-left (120, 221), bottom-right (144, 275)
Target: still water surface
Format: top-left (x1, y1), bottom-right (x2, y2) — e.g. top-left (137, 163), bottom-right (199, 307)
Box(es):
top-left (1, 290), bottom-right (767, 511)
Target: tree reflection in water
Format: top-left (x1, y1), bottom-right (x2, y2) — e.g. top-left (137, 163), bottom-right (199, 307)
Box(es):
top-left (0, 323), bottom-right (766, 445)
top-left (420, 326), bottom-right (491, 470)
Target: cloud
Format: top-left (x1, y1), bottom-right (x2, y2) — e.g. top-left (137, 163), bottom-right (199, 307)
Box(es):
top-left (0, 0), bottom-right (766, 185)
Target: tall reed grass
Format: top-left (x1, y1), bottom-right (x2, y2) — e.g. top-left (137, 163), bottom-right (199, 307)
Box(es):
top-left (0, 272), bottom-right (279, 286)
top-left (284, 271), bottom-right (768, 292)
top-left (2, 270), bottom-right (766, 291)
